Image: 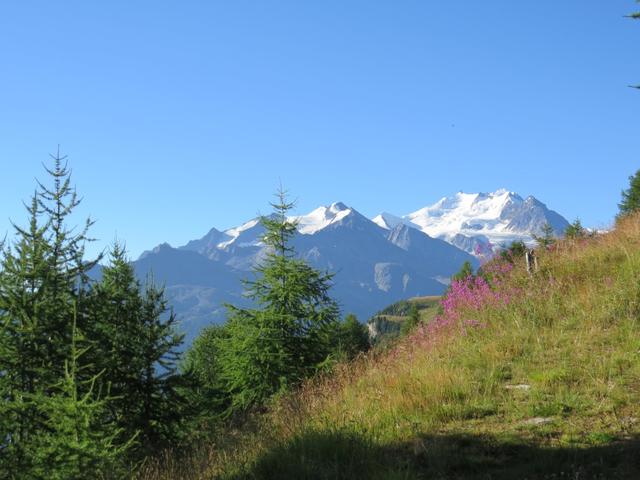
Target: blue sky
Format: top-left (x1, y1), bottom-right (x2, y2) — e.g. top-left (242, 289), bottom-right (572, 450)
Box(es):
top-left (1, 1), bottom-right (638, 258)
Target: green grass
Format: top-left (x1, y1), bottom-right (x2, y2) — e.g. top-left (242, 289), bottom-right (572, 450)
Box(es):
top-left (368, 296), bottom-right (441, 345)
top-left (140, 215), bottom-right (640, 479)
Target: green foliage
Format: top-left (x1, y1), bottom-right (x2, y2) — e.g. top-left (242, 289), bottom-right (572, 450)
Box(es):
top-left (533, 223), bottom-right (556, 249)
top-left (181, 325), bottom-right (231, 429)
top-left (184, 325), bottom-right (227, 393)
top-left (368, 297), bottom-right (441, 346)
top-left (500, 240), bottom-right (527, 263)
top-left (449, 261), bottom-right (475, 294)
top-left (376, 299), bottom-right (414, 316)
top-left (215, 189), bottom-right (340, 413)
top-left (452, 261), bottom-right (474, 282)
top-left (618, 169), bottom-right (640, 218)
top-left (366, 315), bottom-right (402, 347)
top-left (24, 319), bottom-right (130, 480)
top-left (400, 303), bottom-right (420, 335)
top-left (154, 214), bottom-right (640, 480)
top-left (332, 314), bottom-right (370, 360)
top-left (0, 155), bottom-right (187, 476)
top-left (0, 153), bottom-right (100, 474)
top-left (564, 218), bottom-right (587, 240)
top-left (87, 243), bottom-right (185, 459)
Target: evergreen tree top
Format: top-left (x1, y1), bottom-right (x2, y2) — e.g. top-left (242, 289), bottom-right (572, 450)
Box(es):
top-left (618, 169), bottom-right (640, 218)
top-left (218, 188), bottom-right (341, 412)
top-left (259, 186), bottom-right (299, 258)
top-left (5, 149), bottom-right (100, 284)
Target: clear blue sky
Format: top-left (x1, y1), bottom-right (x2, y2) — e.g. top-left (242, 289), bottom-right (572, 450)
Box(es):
top-left (1, 1), bottom-right (638, 258)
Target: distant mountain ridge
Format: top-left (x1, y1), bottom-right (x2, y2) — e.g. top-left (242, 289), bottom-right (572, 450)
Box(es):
top-left (134, 189), bottom-right (569, 343)
top-left (373, 189), bottom-right (569, 255)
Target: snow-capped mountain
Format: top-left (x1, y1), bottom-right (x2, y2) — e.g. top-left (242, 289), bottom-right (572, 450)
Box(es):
top-left (136, 202), bottom-right (479, 343)
top-left (134, 190), bottom-right (568, 344)
top-left (293, 202), bottom-right (354, 234)
top-left (373, 189), bottom-right (569, 255)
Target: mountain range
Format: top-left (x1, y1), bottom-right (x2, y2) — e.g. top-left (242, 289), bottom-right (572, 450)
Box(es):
top-left (373, 189), bottom-right (569, 256)
top-left (133, 189), bottom-right (569, 343)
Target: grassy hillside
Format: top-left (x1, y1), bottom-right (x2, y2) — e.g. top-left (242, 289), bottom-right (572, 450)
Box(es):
top-left (368, 296), bottom-right (441, 345)
top-left (141, 215), bottom-right (640, 479)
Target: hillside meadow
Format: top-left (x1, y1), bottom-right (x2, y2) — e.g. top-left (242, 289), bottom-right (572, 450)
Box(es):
top-left (139, 214), bottom-right (640, 479)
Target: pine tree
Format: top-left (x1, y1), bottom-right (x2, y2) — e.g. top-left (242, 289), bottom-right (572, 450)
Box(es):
top-left (85, 243), bottom-right (145, 452)
top-left (184, 325), bottom-right (227, 392)
top-left (216, 189), bottom-right (340, 413)
top-left (500, 240), bottom-right (527, 263)
top-left (618, 169), bottom-right (640, 218)
top-left (0, 153), bottom-right (98, 473)
top-left (86, 244), bottom-right (184, 459)
top-left (564, 218), bottom-right (586, 240)
top-left (534, 223), bottom-right (556, 249)
top-left (0, 195), bottom-right (51, 473)
top-left (136, 279), bottom-right (185, 452)
top-left (181, 325), bottom-right (231, 432)
top-left (25, 315), bottom-right (130, 480)
top-left (331, 314), bottom-right (370, 360)
top-left (35, 152), bottom-right (99, 366)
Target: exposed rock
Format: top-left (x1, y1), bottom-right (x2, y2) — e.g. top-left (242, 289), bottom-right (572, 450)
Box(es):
top-left (524, 417), bottom-right (554, 426)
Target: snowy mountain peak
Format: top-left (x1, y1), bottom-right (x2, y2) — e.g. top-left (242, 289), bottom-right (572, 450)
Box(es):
top-left (493, 188), bottom-right (519, 197)
top-left (370, 189), bottom-right (568, 256)
top-left (179, 189), bottom-right (568, 261)
top-left (136, 190), bottom-right (569, 341)
top-left (372, 212), bottom-right (406, 230)
top-left (407, 189), bottom-right (516, 234)
top-left (182, 203), bottom-right (361, 255)
top-left (293, 202), bottom-right (354, 235)
top-left (329, 201), bottom-right (349, 212)
top-left (218, 218), bottom-right (261, 249)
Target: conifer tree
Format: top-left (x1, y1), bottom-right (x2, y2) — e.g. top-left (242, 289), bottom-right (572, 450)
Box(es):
top-left (618, 169), bottom-right (640, 218)
top-left (0, 195), bottom-right (51, 473)
top-left (86, 244), bottom-right (184, 458)
top-left (180, 325), bottom-right (231, 432)
top-left (184, 325), bottom-right (227, 393)
top-left (534, 223), bottom-right (556, 249)
top-left (500, 240), bottom-right (527, 264)
top-left (564, 218), bottom-right (586, 239)
top-left (0, 153), bottom-right (98, 473)
top-left (136, 279), bottom-right (185, 451)
top-left (335, 313), bottom-right (370, 359)
top-left (25, 315), bottom-right (129, 479)
top-left (216, 189), bottom-right (340, 412)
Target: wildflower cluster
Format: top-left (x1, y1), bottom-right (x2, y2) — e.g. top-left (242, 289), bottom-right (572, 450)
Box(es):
top-left (406, 258), bottom-right (518, 350)
top-left (474, 240), bottom-right (495, 261)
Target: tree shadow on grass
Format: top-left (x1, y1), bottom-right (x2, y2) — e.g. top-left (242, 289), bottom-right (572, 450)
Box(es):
top-left (226, 430), bottom-right (640, 480)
